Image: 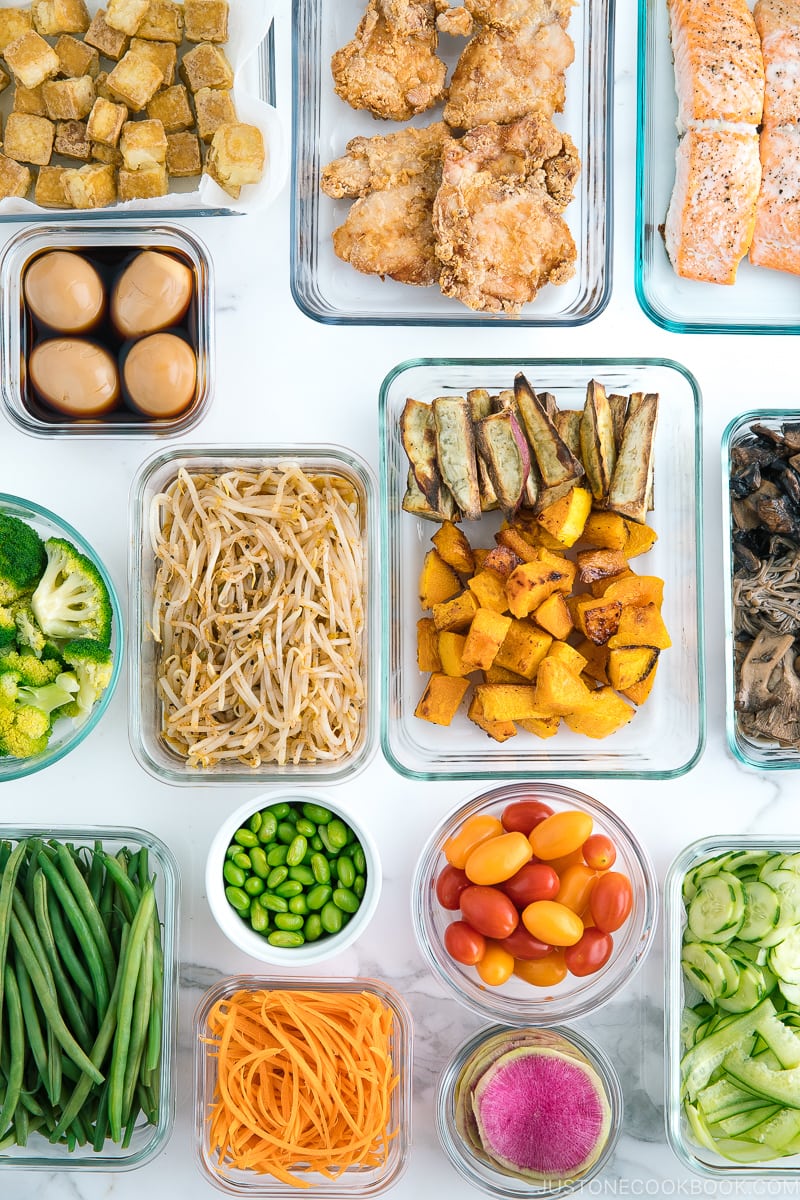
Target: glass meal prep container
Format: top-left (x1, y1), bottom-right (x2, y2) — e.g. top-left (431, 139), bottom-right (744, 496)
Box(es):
top-left (0, 223), bottom-right (213, 438)
top-left (193, 974), bottom-right (412, 1197)
top-left (129, 444), bottom-right (378, 787)
top-left (0, 823), bottom-right (179, 1171)
top-left (379, 357), bottom-right (705, 780)
top-left (291, 0), bottom-right (613, 326)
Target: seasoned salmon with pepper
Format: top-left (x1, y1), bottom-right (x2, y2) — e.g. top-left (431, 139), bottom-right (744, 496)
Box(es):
top-left (670, 0), bottom-right (764, 127)
top-left (754, 0), bottom-right (800, 126)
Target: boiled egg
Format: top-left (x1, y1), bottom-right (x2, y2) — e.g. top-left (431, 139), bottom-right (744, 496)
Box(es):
top-left (29, 339), bottom-right (120, 417)
top-left (123, 332), bottom-right (197, 418)
top-left (111, 251), bottom-right (194, 338)
top-left (24, 251), bottom-right (105, 334)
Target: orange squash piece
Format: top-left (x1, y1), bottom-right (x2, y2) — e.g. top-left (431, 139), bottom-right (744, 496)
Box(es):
top-left (432, 590), bottom-right (479, 632)
top-left (563, 687), bottom-right (634, 738)
top-left (414, 674), bottom-right (470, 725)
top-left (432, 521), bottom-right (475, 573)
top-left (532, 657), bottom-right (593, 716)
top-left (417, 617), bottom-right (442, 672)
top-left (608, 604), bottom-right (671, 650)
top-left (419, 549), bottom-right (460, 609)
top-left (467, 691), bottom-right (517, 742)
top-left (534, 591), bottom-right (573, 640)
top-left (438, 631), bottom-right (471, 677)
top-left (462, 609), bottom-right (513, 671)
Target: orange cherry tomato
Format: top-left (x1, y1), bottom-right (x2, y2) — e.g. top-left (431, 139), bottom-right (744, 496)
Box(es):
top-left (476, 941), bottom-right (515, 986)
top-left (564, 929), bottom-right (614, 977)
top-left (546, 847), bottom-right (586, 875)
top-left (582, 834), bottom-right (617, 871)
top-left (444, 920), bottom-right (486, 965)
top-left (500, 799), bottom-right (553, 835)
top-left (590, 872), bottom-right (633, 933)
top-left (465, 831), bottom-right (532, 886)
top-left (498, 925), bottom-right (551, 961)
top-left (460, 886), bottom-right (519, 940)
top-left (522, 900), bottom-right (584, 947)
top-left (443, 814), bottom-right (503, 869)
top-left (555, 865), bottom-right (598, 915)
top-left (499, 862), bottom-right (560, 908)
top-left (529, 810), bottom-right (593, 861)
top-left (514, 950), bottom-right (567, 987)
top-left (435, 865), bottom-right (471, 910)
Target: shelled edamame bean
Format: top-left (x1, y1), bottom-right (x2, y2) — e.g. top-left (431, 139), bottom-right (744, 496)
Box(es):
top-left (223, 802), bottom-right (368, 948)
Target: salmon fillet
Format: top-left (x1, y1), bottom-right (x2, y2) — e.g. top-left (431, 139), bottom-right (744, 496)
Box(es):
top-left (755, 0), bottom-right (800, 126)
top-left (669, 0), bottom-right (765, 127)
top-left (665, 127), bottom-right (762, 284)
top-left (751, 124), bottom-right (800, 272)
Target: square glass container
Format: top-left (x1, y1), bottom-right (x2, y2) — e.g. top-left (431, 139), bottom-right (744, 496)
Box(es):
top-left (0, 823), bottom-right (179, 1171)
top-left (636, 0), bottom-right (800, 333)
top-left (0, 223), bottom-right (214, 438)
top-left (129, 445), bottom-right (377, 786)
top-left (193, 975), bottom-right (412, 1196)
top-left (665, 836), bottom-right (800, 1177)
top-left (291, 0), bottom-right (613, 325)
top-left (379, 357), bottom-right (705, 780)
top-left (722, 409), bottom-right (800, 769)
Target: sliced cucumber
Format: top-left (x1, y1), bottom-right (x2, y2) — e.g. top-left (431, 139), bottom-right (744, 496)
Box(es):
top-left (720, 850), bottom-right (772, 876)
top-left (770, 929), bottom-right (800, 986)
top-left (761, 854), bottom-right (787, 880)
top-left (780, 980), bottom-right (800, 1006)
top-left (682, 944), bottom-right (740, 1001)
top-left (723, 1048), bottom-right (800, 1110)
top-left (749, 1106), bottom-right (800, 1151)
top-left (697, 1078), bottom-right (764, 1121)
top-left (681, 997), bottom-right (776, 1099)
top-left (714, 1104), bottom-right (781, 1137)
top-left (688, 873), bottom-right (745, 944)
top-left (684, 858), bottom-right (726, 903)
top-left (738, 882), bottom-right (782, 942)
top-left (717, 963), bottom-right (769, 1013)
top-left (761, 869), bottom-right (800, 926)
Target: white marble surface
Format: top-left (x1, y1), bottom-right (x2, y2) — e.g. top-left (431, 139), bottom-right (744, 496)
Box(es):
top-left (2, 1), bottom-right (799, 1197)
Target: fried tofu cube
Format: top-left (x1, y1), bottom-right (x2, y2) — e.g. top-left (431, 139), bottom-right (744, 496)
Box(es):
top-left (4, 113), bottom-right (54, 165)
top-left (32, 0), bottom-right (90, 35)
top-left (84, 9), bottom-right (129, 59)
top-left (90, 140), bottom-right (122, 164)
top-left (107, 49), bottom-right (163, 110)
top-left (55, 34), bottom-right (99, 78)
top-left (94, 71), bottom-right (114, 100)
top-left (165, 129), bottom-right (201, 176)
top-left (135, 0), bottom-right (183, 42)
top-left (0, 152), bottom-right (31, 197)
top-left (194, 86), bottom-right (235, 143)
top-left (118, 162), bottom-right (166, 198)
top-left (184, 0), bottom-right (229, 43)
top-left (0, 7), bottom-right (32, 52)
top-left (179, 42), bottom-right (233, 92)
top-left (119, 117), bottom-right (166, 169)
top-left (54, 119), bottom-right (91, 158)
top-left (86, 96), bottom-right (127, 145)
top-left (106, 0), bottom-right (150, 35)
top-left (146, 83), bottom-right (191, 130)
top-left (4, 31), bottom-right (60, 89)
top-left (13, 84), bottom-right (46, 115)
top-left (62, 161), bottom-right (117, 207)
top-left (43, 75), bottom-right (95, 120)
top-left (35, 164), bottom-right (73, 205)
top-left (130, 37), bottom-right (175, 85)
top-left (0, 65), bottom-right (10, 96)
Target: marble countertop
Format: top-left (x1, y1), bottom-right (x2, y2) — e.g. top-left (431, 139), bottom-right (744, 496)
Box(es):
top-left (2, 1), bottom-right (799, 1196)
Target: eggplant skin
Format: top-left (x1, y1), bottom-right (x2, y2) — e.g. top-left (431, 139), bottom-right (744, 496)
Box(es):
top-left (475, 410), bottom-right (531, 519)
top-left (433, 395), bottom-right (482, 521)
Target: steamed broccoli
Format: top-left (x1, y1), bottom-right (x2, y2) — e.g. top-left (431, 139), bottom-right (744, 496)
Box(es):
top-left (0, 669), bottom-right (78, 758)
top-left (0, 606), bottom-right (15, 649)
top-left (0, 512), bottom-right (46, 604)
top-left (12, 600), bottom-right (46, 657)
top-left (31, 538), bottom-right (112, 646)
top-left (61, 640), bottom-right (113, 718)
top-left (0, 648), bottom-right (62, 687)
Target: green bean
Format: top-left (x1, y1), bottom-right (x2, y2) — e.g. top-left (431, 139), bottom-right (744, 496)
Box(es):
top-left (121, 920), bottom-right (153, 1131)
top-left (336, 856), bottom-right (356, 888)
top-left (302, 803), bottom-right (333, 825)
top-left (108, 885), bottom-right (155, 1143)
top-left (14, 952), bottom-right (49, 1105)
top-left (267, 930), bottom-right (304, 948)
top-left (100, 853), bottom-right (138, 922)
top-left (22, 838), bottom-right (44, 910)
top-left (273, 913), bottom-right (303, 932)
top-left (289, 865), bottom-right (315, 886)
top-left (304, 914), bottom-right (322, 942)
top-left (14, 1102), bottom-right (28, 1146)
top-left (55, 844), bottom-right (117, 992)
top-left (0, 843), bottom-right (10, 874)
top-left (34, 873), bottom-right (93, 1044)
top-left (11, 889), bottom-right (58, 1000)
top-left (267, 865), bottom-right (288, 889)
top-left (45, 890), bottom-right (94, 1006)
top-left (37, 853), bottom-right (110, 1019)
top-left (310, 854), bottom-right (330, 884)
top-left (257, 812), bottom-right (278, 844)
top-left (275, 880), bottom-right (303, 899)
top-left (91, 1083), bottom-right (109, 1152)
top-left (144, 919), bottom-right (164, 1081)
top-left (47, 1025), bottom-right (62, 1111)
top-left (286, 835), bottom-right (307, 867)
top-left (0, 841), bottom-right (28, 1066)
top-left (88, 845), bottom-right (104, 909)
top-left (0, 964), bottom-right (25, 1135)
top-left (333, 887), bottom-right (360, 914)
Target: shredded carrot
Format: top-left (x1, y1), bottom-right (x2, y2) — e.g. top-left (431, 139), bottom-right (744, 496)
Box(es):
top-left (203, 988), bottom-right (399, 1187)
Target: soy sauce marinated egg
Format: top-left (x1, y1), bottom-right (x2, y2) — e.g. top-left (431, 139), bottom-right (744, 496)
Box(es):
top-left (23, 251), bottom-right (105, 333)
top-left (111, 251), bottom-right (194, 338)
top-left (29, 339), bottom-right (119, 417)
top-left (123, 332), bottom-right (197, 418)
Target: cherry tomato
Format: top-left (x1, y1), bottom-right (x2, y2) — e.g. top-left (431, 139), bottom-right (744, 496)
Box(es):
top-left (582, 834), bottom-right (617, 871)
top-left (498, 925), bottom-right (552, 960)
top-left (460, 885), bottom-right (519, 940)
top-left (514, 950), bottom-right (567, 987)
top-left (500, 862), bottom-right (560, 908)
top-left (529, 810), bottom-right (593, 861)
top-left (590, 871), bottom-right (634, 933)
top-left (500, 799), bottom-right (554, 836)
top-left (522, 900), bottom-right (584, 947)
top-left (443, 814), bottom-right (503, 870)
top-left (546, 848), bottom-right (586, 875)
top-left (476, 942), bottom-right (515, 987)
top-left (465, 831), bottom-right (532, 886)
top-left (444, 920), bottom-right (486, 966)
top-left (556, 864), bottom-right (598, 915)
top-left (564, 928), bottom-right (614, 977)
top-left (435, 865), bottom-right (471, 911)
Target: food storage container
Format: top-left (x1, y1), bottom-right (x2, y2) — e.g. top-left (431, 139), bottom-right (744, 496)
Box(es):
top-left (380, 356), bottom-right (705, 780)
top-left (194, 974), bottom-right (412, 1196)
top-left (0, 823), bottom-right (178, 1169)
top-left (129, 444), bottom-right (377, 786)
top-left (436, 1022), bottom-right (623, 1197)
top-left (206, 791), bottom-right (382, 966)
top-left (0, 223), bottom-right (214, 438)
top-left (413, 783), bottom-right (658, 1025)
top-left (665, 836), bottom-right (800, 1176)
top-left (291, 0), bottom-right (612, 325)
top-left (0, 493), bottom-right (123, 782)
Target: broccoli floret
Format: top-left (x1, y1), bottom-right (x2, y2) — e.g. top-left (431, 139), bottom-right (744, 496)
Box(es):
top-left (0, 513), bottom-right (46, 605)
top-left (0, 606), bottom-right (15, 649)
top-left (18, 672), bottom-right (79, 715)
top-left (12, 600), bottom-right (46, 658)
top-left (61, 640), bottom-right (113, 719)
top-left (0, 649), bottom-right (62, 687)
top-left (0, 695), bottom-right (50, 759)
top-left (31, 538), bottom-right (112, 646)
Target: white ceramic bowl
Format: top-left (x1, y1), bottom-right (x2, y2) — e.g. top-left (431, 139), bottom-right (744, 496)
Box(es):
top-left (206, 791), bottom-right (382, 966)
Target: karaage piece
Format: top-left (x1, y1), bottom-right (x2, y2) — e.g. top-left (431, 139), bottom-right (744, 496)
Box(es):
top-left (433, 111), bottom-right (580, 312)
top-left (321, 121), bottom-right (449, 285)
top-left (331, 0), bottom-right (448, 121)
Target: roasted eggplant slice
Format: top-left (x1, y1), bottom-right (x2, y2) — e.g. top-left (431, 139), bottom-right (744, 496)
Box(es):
top-left (580, 379), bottom-right (617, 502)
top-left (606, 393), bottom-right (658, 524)
top-left (475, 409), bottom-right (531, 519)
top-left (513, 372), bottom-right (585, 492)
top-left (400, 398), bottom-right (442, 507)
top-left (433, 395), bottom-right (482, 521)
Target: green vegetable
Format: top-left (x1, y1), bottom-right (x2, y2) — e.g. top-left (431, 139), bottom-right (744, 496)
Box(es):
top-left (0, 513), bottom-right (46, 606)
top-left (31, 539), bottom-right (112, 646)
top-left (60, 640), bottom-right (113, 720)
top-left (12, 601), bottom-right (46, 658)
top-left (0, 607), bottom-right (16, 650)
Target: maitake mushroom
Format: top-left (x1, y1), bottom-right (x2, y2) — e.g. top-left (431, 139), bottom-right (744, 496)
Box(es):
top-left (737, 629), bottom-right (800, 746)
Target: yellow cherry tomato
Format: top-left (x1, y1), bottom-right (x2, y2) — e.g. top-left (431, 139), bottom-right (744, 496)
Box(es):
top-left (556, 864), bottom-right (598, 915)
top-left (465, 831), bottom-right (533, 886)
top-left (476, 941), bottom-right (515, 987)
top-left (529, 810), bottom-right (593, 861)
top-left (443, 814), bottom-right (503, 870)
top-left (546, 847), bottom-right (586, 875)
top-left (522, 900), bottom-right (584, 946)
top-left (514, 950), bottom-right (568, 987)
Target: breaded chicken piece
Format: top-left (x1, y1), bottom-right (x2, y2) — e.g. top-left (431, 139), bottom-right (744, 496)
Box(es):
top-left (433, 112), bottom-right (580, 312)
top-left (321, 122), bottom-right (449, 285)
top-left (331, 0), bottom-right (448, 121)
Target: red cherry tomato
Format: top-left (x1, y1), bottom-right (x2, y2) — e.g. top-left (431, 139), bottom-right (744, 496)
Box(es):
top-left (444, 920), bottom-right (486, 966)
top-left (582, 834), bottom-right (617, 871)
top-left (501, 799), bottom-right (554, 836)
top-left (564, 928), bottom-right (614, 977)
top-left (460, 885), bottom-right (519, 940)
top-left (498, 925), bottom-right (552, 961)
top-left (435, 865), bottom-right (471, 910)
top-left (500, 862), bottom-right (560, 908)
top-left (590, 872), bottom-right (634, 933)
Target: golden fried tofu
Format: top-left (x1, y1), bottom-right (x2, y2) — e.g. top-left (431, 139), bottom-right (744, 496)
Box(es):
top-left (120, 116), bottom-right (166, 168)
top-left (4, 31), bottom-right (60, 89)
top-left (166, 129), bottom-right (201, 176)
top-left (86, 96), bottom-right (127, 145)
top-left (84, 8), bottom-right (129, 59)
top-left (179, 42), bottom-right (233, 92)
top-left (130, 37), bottom-right (175, 85)
top-left (106, 0), bottom-right (149, 35)
top-left (55, 34), bottom-right (99, 78)
top-left (146, 83), bottom-right (192, 131)
top-left (91, 141), bottom-right (122, 164)
top-left (136, 0), bottom-right (183, 43)
top-left (194, 86), bottom-right (235, 143)
top-left (63, 161), bottom-right (117, 207)
top-left (0, 7), bottom-right (32, 53)
top-left (118, 162), bottom-right (167, 199)
top-left (205, 122), bottom-right (265, 197)
top-left (94, 71), bottom-right (114, 100)
top-left (54, 119), bottom-right (91, 158)
top-left (42, 75), bottom-right (95, 120)
top-left (35, 164), bottom-right (72, 206)
top-left (184, 0), bottom-right (229, 43)
top-left (0, 66), bottom-right (10, 96)
top-left (4, 112), bottom-right (54, 165)
top-left (32, 0), bottom-right (90, 35)
top-left (0, 152), bottom-right (32, 197)
top-left (107, 49), bottom-right (163, 109)
top-left (14, 84), bottom-right (46, 115)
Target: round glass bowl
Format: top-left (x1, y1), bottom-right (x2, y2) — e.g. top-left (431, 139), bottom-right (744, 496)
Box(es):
top-left (436, 1023), bottom-right (623, 1198)
top-left (412, 782), bottom-right (658, 1024)
top-left (0, 493), bottom-right (123, 782)
top-left (206, 792), bottom-right (382, 966)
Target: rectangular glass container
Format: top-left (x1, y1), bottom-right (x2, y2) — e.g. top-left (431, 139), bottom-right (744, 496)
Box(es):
top-left (379, 357), bottom-right (705, 780)
top-left (636, 0), bottom-right (800, 334)
top-left (0, 823), bottom-right (178, 1171)
top-left (291, 0), bottom-right (613, 325)
top-left (0, 223), bottom-right (213, 438)
top-left (193, 974), bottom-right (412, 1196)
top-left (129, 444), bottom-right (378, 786)
top-left (665, 835), bottom-right (800, 1177)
